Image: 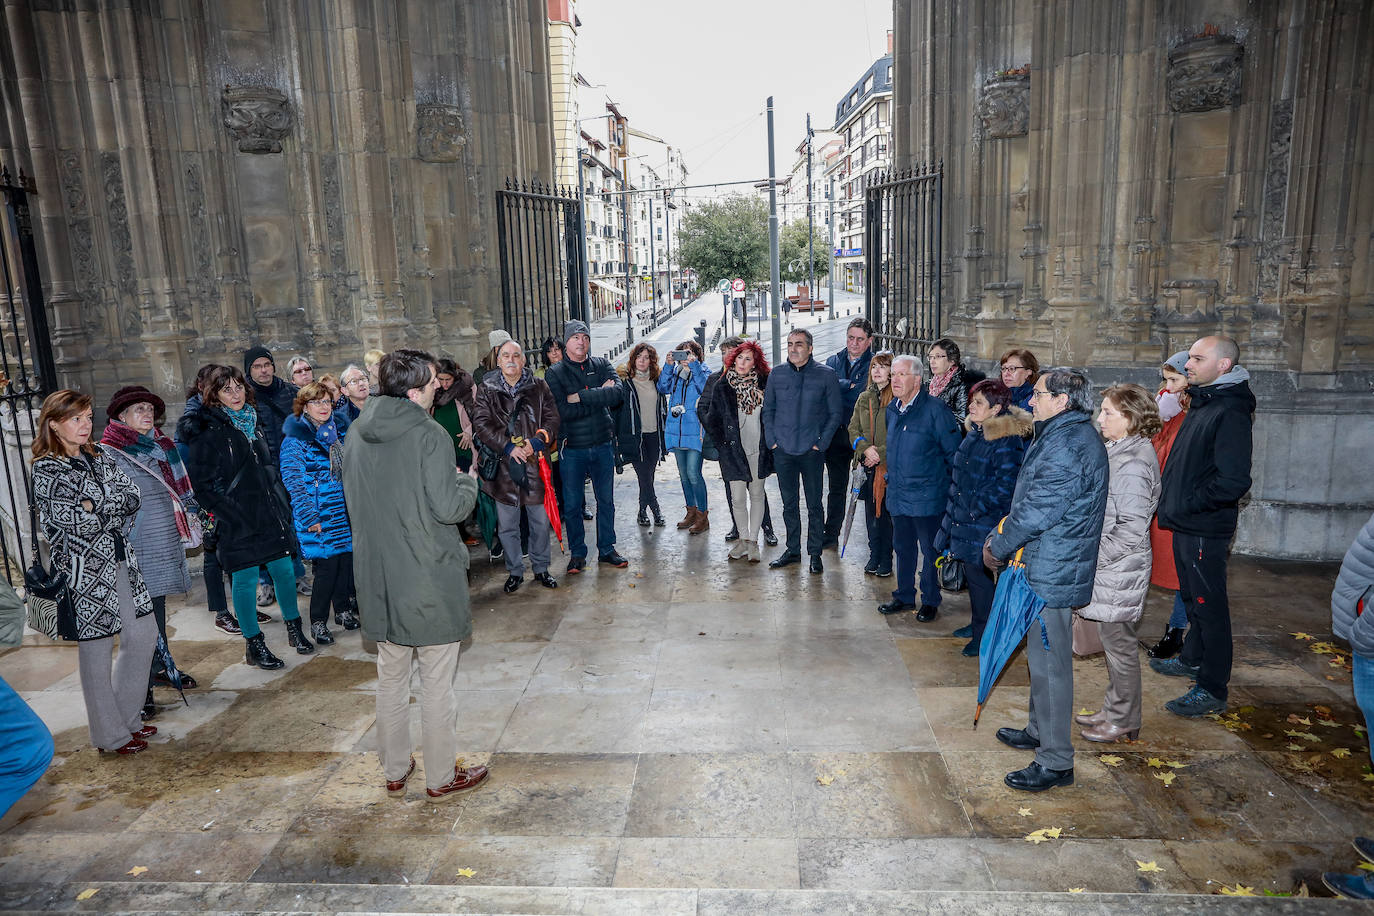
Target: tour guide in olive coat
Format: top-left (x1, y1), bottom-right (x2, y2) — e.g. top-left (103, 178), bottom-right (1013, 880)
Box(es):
top-left (341, 393), bottom-right (478, 646)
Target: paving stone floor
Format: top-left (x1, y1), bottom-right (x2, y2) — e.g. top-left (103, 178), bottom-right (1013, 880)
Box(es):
top-left (0, 467), bottom-right (1370, 913)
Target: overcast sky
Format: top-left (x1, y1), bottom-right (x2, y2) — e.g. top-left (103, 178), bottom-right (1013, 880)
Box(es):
top-left (573, 0), bottom-right (892, 201)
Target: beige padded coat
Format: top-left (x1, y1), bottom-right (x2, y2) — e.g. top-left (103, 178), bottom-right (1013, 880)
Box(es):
top-left (1078, 434), bottom-right (1161, 623)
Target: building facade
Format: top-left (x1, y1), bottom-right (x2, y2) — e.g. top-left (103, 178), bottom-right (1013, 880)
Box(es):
top-left (548, 0), bottom-right (582, 188)
top-left (829, 45), bottom-right (894, 293)
top-left (891, 0), bottom-right (1374, 559)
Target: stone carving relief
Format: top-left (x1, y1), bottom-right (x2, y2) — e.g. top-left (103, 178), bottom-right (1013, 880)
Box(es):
top-left (1167, 34), bottom-right (1243, 113)
top-left (318, 156), bottom-right (353, 324)
top-left (416, 103), bottom-right (467, 162)
top-left (182, 155), bottom-right (215, 286)
top-left (99, 152), bottom-right (137, 299)
top-left (976, 68), bottom-right (1030, 140)
top-left (1161, 279), bottom-right (1219, 315)
top-left (1258, 100), bottom-right (1294, 296)
top-left (58, 152), bottom-right (101, 312)
top-left (221, 86), bottom-right (293, 153)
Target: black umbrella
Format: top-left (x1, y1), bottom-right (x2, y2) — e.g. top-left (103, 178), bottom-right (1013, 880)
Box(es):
top-left (152, 632), bottom-right (189, 707)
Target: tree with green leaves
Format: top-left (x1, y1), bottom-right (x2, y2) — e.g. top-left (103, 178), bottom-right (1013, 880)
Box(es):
top-left (676, 196), bottom-right (769, 288)
top-left (779, 218), bottom-right (830, 290)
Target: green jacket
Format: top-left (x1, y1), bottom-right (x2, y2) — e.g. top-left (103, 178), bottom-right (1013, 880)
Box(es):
top-left (848, 383), bottom-right (891, 465)
top-left (341, 395), bottom-right (478, 646)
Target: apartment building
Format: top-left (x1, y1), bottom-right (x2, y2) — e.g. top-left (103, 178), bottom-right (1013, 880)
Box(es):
top-left (828, 38), bottom-right (894, 293)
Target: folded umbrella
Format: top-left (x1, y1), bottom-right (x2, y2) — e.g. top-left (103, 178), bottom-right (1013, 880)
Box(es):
top-left (973, 522), bottom-right (1046, 729)
top-left (475, 491), bottom-right (500, 555)
top-left (536, 452), bottom-right (563, 551)
top-left (838, 464), bottom-right (868, 559)
top-left (152, 633), bottom-right (189, 707)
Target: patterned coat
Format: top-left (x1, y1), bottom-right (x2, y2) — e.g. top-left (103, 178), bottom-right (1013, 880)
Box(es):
top-left (32, 451), bottom-right (154, 640)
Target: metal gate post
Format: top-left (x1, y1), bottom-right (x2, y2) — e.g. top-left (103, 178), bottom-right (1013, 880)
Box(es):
top-left (0, 168), bottom-right (58, 396)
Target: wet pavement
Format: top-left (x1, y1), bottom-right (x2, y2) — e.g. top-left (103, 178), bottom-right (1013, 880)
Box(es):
top-left (0, 454), bottom-right (1370, 913)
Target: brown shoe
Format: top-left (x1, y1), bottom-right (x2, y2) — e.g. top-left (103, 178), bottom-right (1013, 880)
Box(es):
top-left (426, 763), bottom-right (490, 802)
top-left (386, 756), bottom-right (416, 796)
top-left (688, 509), bottom-right (710, 534)
top-left (1080, 721), bottom-right (1139, 743)
top-left (1074, 710), bottom-right (1107, 727)
top-left (676, 508), bottom-right (697, 530)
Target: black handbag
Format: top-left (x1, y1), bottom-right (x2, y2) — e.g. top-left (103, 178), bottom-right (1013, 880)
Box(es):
top-left (936, 550), bottom-right (967, 592)
top-left (476, 413), bottom-right (517, 481)
top-left (24, 504), bottom-right (76, 640)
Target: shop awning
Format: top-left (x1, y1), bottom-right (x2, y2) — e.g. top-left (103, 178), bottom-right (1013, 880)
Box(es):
top-left (590, 279), bottom-right (627, 297)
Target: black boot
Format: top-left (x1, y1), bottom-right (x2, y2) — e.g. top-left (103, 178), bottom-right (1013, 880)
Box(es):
top-left (637, 507), bottom-right (651, 527)
top-left (651, 503), bottom-right (665, 527)
top-left (284, 617), bottom-right (315, 655)
top-left (244, 634), bottom-right (284, 670)
top-left (310, 621), bottom-right (335, 645)
top-left (1146, 626), bottom-right (1186, 659)
top-left (140, 688), bottom-right (157, 722)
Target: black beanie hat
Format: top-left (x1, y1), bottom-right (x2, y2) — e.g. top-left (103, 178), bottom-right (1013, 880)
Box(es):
top-left (244, 345), bottom-right (274, 375)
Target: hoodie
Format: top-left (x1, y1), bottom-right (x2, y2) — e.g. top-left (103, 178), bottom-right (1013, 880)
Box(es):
top-left (1157, 366), bottom-right (1255, 539)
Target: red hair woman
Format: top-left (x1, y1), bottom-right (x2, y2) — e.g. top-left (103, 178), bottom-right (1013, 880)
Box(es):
top-left (702, 340), bottom-right (772, 561)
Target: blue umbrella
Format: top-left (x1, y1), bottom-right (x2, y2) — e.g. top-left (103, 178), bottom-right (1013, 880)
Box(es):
top-left (973, 528), bottom-right (1046, 729)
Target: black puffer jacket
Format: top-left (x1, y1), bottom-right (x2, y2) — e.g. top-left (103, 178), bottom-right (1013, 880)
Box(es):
top-left (1157, 368), bottom-right (1255, 539)
top-left (545, 355), bottom-right (624, 450)
top-left (247, 376), bottom-right (297, 463)
top-left (612, 364), bottom-right (666, 468)
top-left (702, 371), bottom-right (774, 483)
top-left (930, 366), bottom-right (970, 423)
top-left (176, 404), bottom-right (295, 574)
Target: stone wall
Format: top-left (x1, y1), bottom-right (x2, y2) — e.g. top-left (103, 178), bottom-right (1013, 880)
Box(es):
top-left (0, 0), bottom-right (555, 401)
top-left (892, 0), bottom-right (1374, 559)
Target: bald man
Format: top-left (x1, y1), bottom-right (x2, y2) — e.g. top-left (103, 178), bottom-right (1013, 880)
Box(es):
top-left (1153, 336), bottom-right (1255, 718)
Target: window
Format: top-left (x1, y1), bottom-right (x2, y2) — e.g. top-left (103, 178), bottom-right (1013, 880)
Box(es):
top-left (862, 75), bottom-right (873, 95)
top-left (887, 65), bottom-right (893, 83)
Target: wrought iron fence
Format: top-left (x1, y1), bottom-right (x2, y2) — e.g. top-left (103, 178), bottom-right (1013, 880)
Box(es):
top-left (0, 166), bottom-right (59, 587)
top-left (864, 162), bottom-right (943, 355)
top-left (495, 179), bottom-right (586, 366)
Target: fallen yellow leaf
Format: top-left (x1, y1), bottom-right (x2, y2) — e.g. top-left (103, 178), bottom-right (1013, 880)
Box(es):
top-left (816, 775), bottom-right (834, 786)
top-left (1042, 826), bottom-right (1063, 838)
top-left (1136, 860), bottom-right (1164, 874)
top-left (1363, 773), bottom-right (1374, 782)
top-left (1331, 748), bottom-right (1353, 759)
top-left (1153, 771), bottom-right (1176, 786)
top-left (1079, 708), bottom-right (1094, 716)
top-left (1358, 863), bottom-right (1374, 873)
top-left (1146, 757), bottom-right (1166, 768)
top-left (1291, 632), bottom-right (1313, 640)
top-left (126, 865), bottom-right (148, 876)
top-left (1017, 807), bottom-right (1033, 817)
top-left (455, 867), bottom-right (476, 878)
top-left (1317, 718), bottom-right (1343, 727)
top-left (76, 890), bottom-right (98, 901)
top-left (1220, 884), bottom-right (1257, 896)
top-left (1024, 832), bottom-right (1050, 844)
top-left (1098, 754), bottom-right (1124, 767)
top-left (1286, 743), bottom-right (1305, 751)
top-left (1165, 760), bottom-right (1188, 769)
top-left (1068, 887), bottom-right (1085, 893)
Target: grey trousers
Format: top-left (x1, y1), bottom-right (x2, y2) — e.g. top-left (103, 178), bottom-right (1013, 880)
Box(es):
top-left (77, 562), bottom-right (157, 751)
top-left (1023, 606), bottom-right (1074, 771)
top-left (375, 640), bottom-right (461, 791)
top-left (728, 477), bottom-right (766, 543)
top-left (497, 501), bottom-right (550, 575)
top-left (1097, 619), bottom-right (1142, 731)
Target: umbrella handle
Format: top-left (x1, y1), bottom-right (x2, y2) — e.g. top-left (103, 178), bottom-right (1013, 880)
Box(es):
top-left (973, 702), bottom-right (984, 730)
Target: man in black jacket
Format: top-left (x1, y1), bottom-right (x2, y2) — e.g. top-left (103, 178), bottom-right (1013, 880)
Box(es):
top-left (1152, 336), bottom-right (1255, 718)
top-left (244, 345), bottom-right (309, 603)
top-left (544, 320), bottom-right (629, 573)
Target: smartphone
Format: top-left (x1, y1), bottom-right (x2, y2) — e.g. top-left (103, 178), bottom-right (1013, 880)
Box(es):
top-left (669, 350), bottom-right (689, 362)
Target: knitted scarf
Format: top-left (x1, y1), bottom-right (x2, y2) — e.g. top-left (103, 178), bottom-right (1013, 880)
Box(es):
top-left (727, 369), bottom-right (764, 415)
top-left (223, 404), bottom-right (259, 441)
top-left (99, 419), bottom-right (194, 501)
top-left (927, 365), bottom-right (957, 398)
top-left (310, 414), bottom-right (346, 480)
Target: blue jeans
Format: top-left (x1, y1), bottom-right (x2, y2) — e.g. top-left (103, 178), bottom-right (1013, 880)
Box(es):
top-left (561, 443), bottom-right (617, 559)
top-left (892, 513), bottom-right (943, 607)
top-left (673, 448), bottom-right (708, 510)
top-left (1167, 591), bottom-right (1188, 629)
top-left (1354, 652), bottom-right (1374, 767)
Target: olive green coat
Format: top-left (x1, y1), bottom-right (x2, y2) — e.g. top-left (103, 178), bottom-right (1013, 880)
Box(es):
top-left (847, 383), bottom-right (892, 464)
top-left (341, 395), bottom-right (478, 646)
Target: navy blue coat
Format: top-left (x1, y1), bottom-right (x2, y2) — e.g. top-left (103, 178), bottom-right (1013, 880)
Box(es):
top-left (987, 410), bottom-right (1109, 609)
top-left (883, 389), bottom-right (963, 517)
top-left (824, 347), bottom-right (874, 427)
top-left (937, 409), bottom-right (1031, 565)
top-left (279, 412), bottom-right (353, 559)
top-left (762, 357), bottom-right (842, 455)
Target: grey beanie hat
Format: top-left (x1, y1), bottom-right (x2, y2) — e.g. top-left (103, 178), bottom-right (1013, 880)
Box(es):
top-left (488, 329), bottom-right (512, 351)
top-left (1164, 350), bottom-right (1190, 375)
top-left (564, 319), bottom-right (590, 340)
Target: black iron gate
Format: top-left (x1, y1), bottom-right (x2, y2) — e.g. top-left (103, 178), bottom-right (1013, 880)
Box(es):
top-left (495, 179), bottom-right (586, 364)
top-left (0, 166), bottom-right (59, 587)
top-left (864, 162), bottom-right (943, 353)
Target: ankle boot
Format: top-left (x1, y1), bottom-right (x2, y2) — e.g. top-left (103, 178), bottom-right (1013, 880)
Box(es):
top-left (676, 507), bottom-right (697, 530)
top-left (688, 509), bottom-right (710, 534)
top-left (244, 634), bottom-right (284, 670)
top-left (637, 507), bottom-right (651, 527)
top-left (651, 503), bottom-right (666, 527)
top-left (284, 617), bottom-right (315, 655)
top-left (1146, 626), bottom-right (1186, 659)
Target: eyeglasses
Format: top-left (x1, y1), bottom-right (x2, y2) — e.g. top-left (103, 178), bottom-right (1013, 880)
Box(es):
top-left (1001, 365), bottom-right (1029, 373)
top-left (306, 397), bottom-right (332, 407)
top-left (1029, 388), bottom-right (1060, 401)
top-left (292, 366), bottom-right (313, 375)
top-left (344, 376), bottom-right (368, 387)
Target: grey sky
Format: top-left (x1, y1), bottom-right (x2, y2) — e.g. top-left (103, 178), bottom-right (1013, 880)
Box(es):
top-left (573, 0), bottom-right (892, 200)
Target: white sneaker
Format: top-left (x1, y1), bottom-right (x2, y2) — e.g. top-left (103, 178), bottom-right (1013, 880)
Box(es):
top-left (727, 541), bottom-right (749, 560)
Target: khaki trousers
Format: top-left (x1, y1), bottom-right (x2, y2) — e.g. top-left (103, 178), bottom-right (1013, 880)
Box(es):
top-left (375, 640), bottom-right (461, 790)
top-left (1097, 620), bottom-right (1142, 731)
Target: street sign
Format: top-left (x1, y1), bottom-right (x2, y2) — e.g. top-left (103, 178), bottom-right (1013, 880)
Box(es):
top-left (731, 278), bottom-right (746, 294)
top-left (717, 279), bottom-right (730, 294)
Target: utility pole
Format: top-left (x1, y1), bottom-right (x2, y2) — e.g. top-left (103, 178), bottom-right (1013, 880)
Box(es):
top-left (621, 160), bottom-right (632, 344)
top-left (575, 145), bottom-right (591, 322)
top-left (828, 176), bottom-right (836, 320)
top-left (767, 96), bottom-right (782, 367)
top-left (664, 190), bottom-right (675, 317)
top-left (806, 112), bottom-right (815, 312)
top-left (647, 195), bottom-right (657, 324)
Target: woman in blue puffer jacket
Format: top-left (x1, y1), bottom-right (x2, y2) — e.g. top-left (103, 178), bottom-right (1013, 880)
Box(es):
top-left (279, 382), bottom-right (357, 646)
top-left (657, 340), bottom-right (711, 533)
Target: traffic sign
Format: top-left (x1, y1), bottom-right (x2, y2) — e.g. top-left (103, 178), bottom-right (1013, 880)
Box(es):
top-left (717, 279), bottom-right (730, 294)
top-left (731, 278), bottom-right (746, 294)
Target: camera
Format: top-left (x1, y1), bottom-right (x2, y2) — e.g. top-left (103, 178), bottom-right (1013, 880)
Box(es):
top-left (669, 350), bottom-right (689, 362)
top-left (670, 405), bottom-right (686, 417)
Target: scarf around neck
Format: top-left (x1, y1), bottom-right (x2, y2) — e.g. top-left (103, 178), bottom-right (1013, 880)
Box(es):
top-left (927, 365), bottom-right (957, 398)
top-left (223, 404), bottom-right (259, 441)
top-left (726, 369), bottom-right (764, 415)
top-left (99, 419), bottom-right (195, 503)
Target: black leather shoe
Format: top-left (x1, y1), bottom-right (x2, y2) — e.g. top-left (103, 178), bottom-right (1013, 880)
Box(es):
top-left (284, 617), bottom-right (315, 655)
top-left (583, 508), bottom-right (594, 521)
top-left (995, 727), bottom-right (1040, 750)
top-left (768, 551), bottom-right (801, 569)
top-left (961, 639), bottom-right (979, 657)
top-left (244, 634), bottom-right (284, 670)
top-left (763, 529), bottom-right (778, 546)
top-left (916, 604), bottom-right (939, 622)
top-left (651, 507), bottom-right (666, 527)
top-left (598, 551), bottom-right (629, 568)
top-left (724, 527), bottom-right (740, 542)
top-left (878, 599), bottom-right (916, 615)
top-left (256, 610), bottom-right (272, 623)
top-left (503, 574), bottom-right (522, 593)
top-left (310, 621), bottom-right (335, 645)
top-left (214, 612), bottom-right (241, 635)
top-left (1004, 761), bottom-right (1074, 793)
top-left (1146, 626), bottom-right (1186, 659)
top-left (534, 572), bottom-right (558, 589)
top-left (637, 508), bottom-right (651, 527)
top-left (809, 555), bottom-right (823, 574)
top-left (567, 556), bottom-right (586, 574)
top-left (335, 610), bottom-right (360, 630)
top-left (140, 689), bottom-right (157, 722)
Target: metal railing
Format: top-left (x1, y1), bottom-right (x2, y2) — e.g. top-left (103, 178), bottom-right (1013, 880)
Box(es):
top-left (495, 179), bottom-right (587, 366)
top-left (864, 162), bottom-right (943, 355)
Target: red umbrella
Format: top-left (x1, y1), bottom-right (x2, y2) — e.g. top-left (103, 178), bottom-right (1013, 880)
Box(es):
top-left (537, 452), bottom-right (563, 550)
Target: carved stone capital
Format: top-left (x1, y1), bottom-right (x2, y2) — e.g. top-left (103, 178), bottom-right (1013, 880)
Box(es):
top-left (976, 73), bottom-right (1030, 140)
top-left (1167, 36), bottom-right (1243, 114)
top-left (416, 104), bottom-right (467, 162)
top-left (221, 86), bottom-right (293, 154)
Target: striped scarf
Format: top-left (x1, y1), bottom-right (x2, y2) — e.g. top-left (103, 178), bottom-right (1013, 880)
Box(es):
top-left (99, 419), bottom-right (195, 503)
